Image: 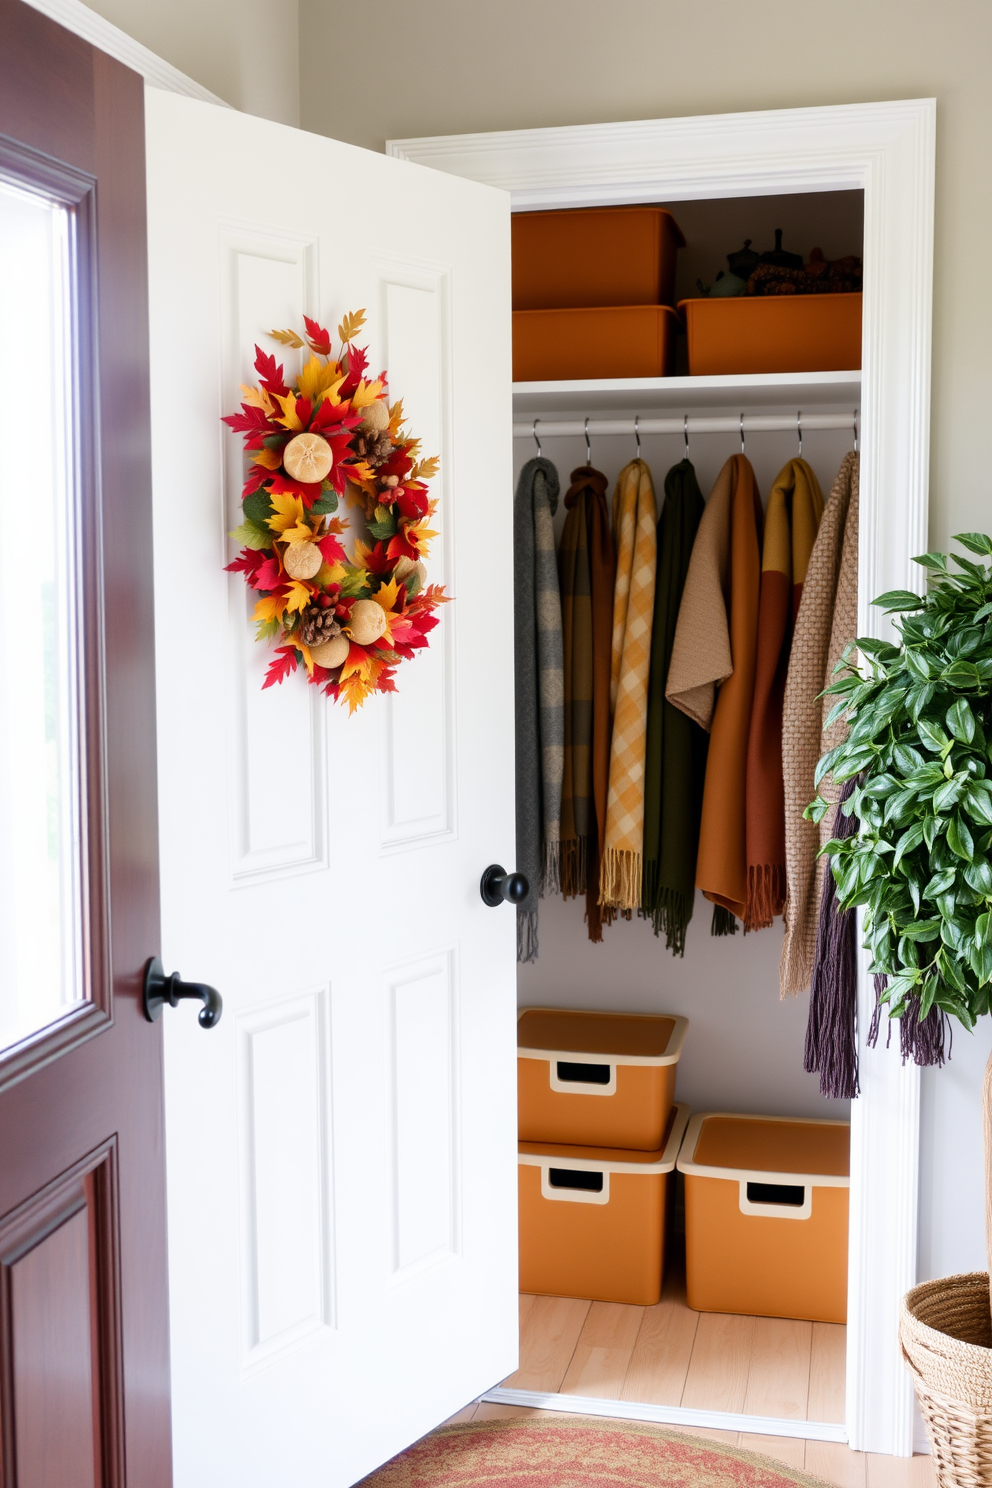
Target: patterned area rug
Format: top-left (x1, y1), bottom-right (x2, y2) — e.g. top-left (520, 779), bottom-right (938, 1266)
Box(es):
top-left (358, 1415), bottom-right (833, 1488)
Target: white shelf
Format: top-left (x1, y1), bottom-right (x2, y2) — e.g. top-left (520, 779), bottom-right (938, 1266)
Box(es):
top-left (512, 369), bottom-right (861, 416)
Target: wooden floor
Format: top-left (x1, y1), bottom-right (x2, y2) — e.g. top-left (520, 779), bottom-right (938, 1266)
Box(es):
top-left (504, 1253), bottom-right (846, 1422)
top-left (440, 1256), bottom-right (935, 1488)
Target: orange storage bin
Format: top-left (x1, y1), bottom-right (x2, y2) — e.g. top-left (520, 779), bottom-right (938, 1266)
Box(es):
top-left (518, 1007), bottom-right (688, 1150)
top-left (679, 292), bottom-right (862, 375)
top-left (677, 1112), bottom-right (850, 1324)
top-left (518, 1103), bottom-right (689, 1305)
top-left (511, 206), bottom-right (685, 311)
top-left (512, 305), bottom-right (680, 382)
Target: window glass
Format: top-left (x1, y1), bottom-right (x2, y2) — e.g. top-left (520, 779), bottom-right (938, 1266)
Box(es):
top-left (0, 178), bottom-right (84, 1052)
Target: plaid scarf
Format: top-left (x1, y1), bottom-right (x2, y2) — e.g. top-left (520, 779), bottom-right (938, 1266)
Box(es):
top-left (641, 460), bottom-right (707, 954)
top-left (559, 466), bottom-right (616, 941)
top-left (513, 456), bottom-right (562, 962)
top-left (600, 460), bottom-right (658, 912)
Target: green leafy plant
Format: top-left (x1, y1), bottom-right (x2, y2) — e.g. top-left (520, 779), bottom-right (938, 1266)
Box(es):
top-left (807, 532), bottom-right (992, 1037)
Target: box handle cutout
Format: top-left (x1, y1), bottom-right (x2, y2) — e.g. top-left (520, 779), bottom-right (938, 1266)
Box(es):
top-left (738, 1178), bottom-right (812, 1220)
top-left (556, 1061), bottom-right (611, 1086)
top-left (747, 1181), bottom-right (805, 1207)
top-left (548, 1167), bottom-right (603, 1193)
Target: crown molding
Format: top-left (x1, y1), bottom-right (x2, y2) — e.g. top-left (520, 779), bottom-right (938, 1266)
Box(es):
top-left (22, 0), bottom-right (228, 104)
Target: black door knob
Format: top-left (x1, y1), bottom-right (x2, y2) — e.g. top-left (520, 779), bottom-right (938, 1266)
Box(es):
top-left (480, 864), bottom-right (530, 907)
top-left (143, 956), bottom-right (223, 1029)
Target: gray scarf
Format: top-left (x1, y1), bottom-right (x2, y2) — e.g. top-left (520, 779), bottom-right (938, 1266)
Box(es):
top-left (513, 456), bottom-right (563, 961)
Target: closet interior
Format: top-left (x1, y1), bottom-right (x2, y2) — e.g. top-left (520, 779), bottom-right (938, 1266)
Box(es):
top-left (502, 188), bottom-right (865, 1438)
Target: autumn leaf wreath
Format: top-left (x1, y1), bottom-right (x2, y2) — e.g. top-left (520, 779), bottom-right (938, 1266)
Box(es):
top-left (223, 309), bottom-right (448, 712)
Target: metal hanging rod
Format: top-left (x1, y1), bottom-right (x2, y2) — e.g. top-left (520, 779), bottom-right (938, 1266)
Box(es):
top-left (515, 411), bottom-right (857, 440)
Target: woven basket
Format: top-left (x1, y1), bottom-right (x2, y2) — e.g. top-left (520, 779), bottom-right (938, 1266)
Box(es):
top-left (899, 1052), bottom-right (992, 1485)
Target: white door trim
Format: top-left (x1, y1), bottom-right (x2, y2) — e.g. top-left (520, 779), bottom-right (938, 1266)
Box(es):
top-left (22, 0), bottom-right (227, 103)
top-left (481, 1388), bottom-right (848, 1443)
top-left (387, 99), bottom-right (936, 1457)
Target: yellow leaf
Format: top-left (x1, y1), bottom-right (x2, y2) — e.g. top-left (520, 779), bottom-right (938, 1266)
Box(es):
top-left (269, 328), bottom-right (306, 348)
top-left (283, 581), bottom-right (312, 615)
top-left (318, 372), bottom-right (347, 408)
top-left (387, 399), bottom-right (405, 439)
top-left (410, 454), bottom-right (441, 483)
top-left (273, 391), bottom-right (303, 432)
top-left (297, 641), bottom-right (315, 677)
top-left (279, 519), bottom-right (317, 544)
top-left (374, 577), bottom-right (404, 614)
top-left (240, 383), bottom-right (275, 415)
top-left (351, 379), bottom-right (384, 410)
top-left (338, 308), bottom-right (367, 344)
top-left (252, 446), bottom-right (282, 470)
top-left (267, 489), bottom-right (307, 535)
top-left (252, 594), bottom-right (284, 623)
top-left (298, 354), bottom-right (345, 405)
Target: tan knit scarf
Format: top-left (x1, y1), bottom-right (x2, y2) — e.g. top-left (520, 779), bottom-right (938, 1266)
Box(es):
top-left (780, 451), bottom-right (860, 995)
top-left (600, 459), bottom-right (657, 912)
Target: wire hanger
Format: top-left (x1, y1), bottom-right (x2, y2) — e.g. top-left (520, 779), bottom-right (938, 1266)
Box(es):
top-left (853, 408), bottom-right (859, 454)
top-left (797, 409), bottom-right (803, 460)
top-left (740, 412), bottom-right (745, 455)
top-left (532, 418), bottom-right (542, 457)
top-left (584, 416), bottom-right (591, 466)
top-left (684, 414), bottom-right (689, 461)
top-left (634, 414), bottom-right (641, 459)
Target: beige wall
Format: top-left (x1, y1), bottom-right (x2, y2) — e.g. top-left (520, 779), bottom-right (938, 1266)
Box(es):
top-left (86, 0), bottom-right (300, 125)
top-left (298, 0), bottom-right (992, 553)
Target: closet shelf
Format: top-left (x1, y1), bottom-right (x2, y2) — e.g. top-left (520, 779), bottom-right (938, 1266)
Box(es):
top-left (512, 369), bottom-right (861, 416)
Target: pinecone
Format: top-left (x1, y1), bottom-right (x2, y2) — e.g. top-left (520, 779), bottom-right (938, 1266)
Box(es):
top-left (298, 605), bottom-right (341, 648)
top-left (353, 430), bottom-right (393, 467)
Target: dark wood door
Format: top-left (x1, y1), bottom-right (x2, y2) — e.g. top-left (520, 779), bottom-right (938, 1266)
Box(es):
top-left (0, 3), bottom-right (170, 1485)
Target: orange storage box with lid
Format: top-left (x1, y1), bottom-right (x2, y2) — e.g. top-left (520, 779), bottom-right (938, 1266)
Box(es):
top-left (677, 1112), bottom-right (850, 1324)
top-left (518, 1103), bottom-right (689, 1306)
top-left (679, 292), bottom-right (862, 375)
top-left (512, 206), bottom-right (685, 311)
top-left (512, 304), bottom-right (680, 382)
top-left (518, 1008), bottom-right (688, 1150)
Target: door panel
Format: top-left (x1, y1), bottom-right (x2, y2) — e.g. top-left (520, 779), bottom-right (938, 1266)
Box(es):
top-left (0, 4), bottom-right (169, 1485)
top-left (146, 93), bottom-right (517, 1488)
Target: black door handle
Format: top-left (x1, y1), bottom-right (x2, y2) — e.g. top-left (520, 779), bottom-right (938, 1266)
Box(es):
top-left (480, 864), bottom-right (530, 907)
top-left (143, 956), bottom-right (222, 1029)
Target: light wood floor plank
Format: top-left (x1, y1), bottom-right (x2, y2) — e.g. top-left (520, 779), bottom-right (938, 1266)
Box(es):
top-left (681, 1311), bottom-right (756, 1412)
top-left (676, 1428), bottom-right (741, 1446)
top-left (808, 1323), bottom-right (847, 1424)
top-left (620, 1292), bottom-right (699, 1405)
top-left (866, 1454), bottom-right (935, 1488)
top-left (741, 1433), bottom-right (807, 1470)
top-left (805, 1440), bottom-right (868, 1488)
top-left (743, 1317), bottom-right (812, 1420)
top-left (503, 1295), bottom-right (590, 1392)
top-left (441, 1405), bottom-right (479, 1424)
top-left (559, 1301), bottom-right (644, 1399)
top-left (472, 1403), bottom-right (573, 1421)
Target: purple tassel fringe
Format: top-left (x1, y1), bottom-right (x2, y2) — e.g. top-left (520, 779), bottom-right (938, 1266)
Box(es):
top-left (868, 973), bottom-right (950, 1068)
top-left (804, 778), bottom-right (861, 1099)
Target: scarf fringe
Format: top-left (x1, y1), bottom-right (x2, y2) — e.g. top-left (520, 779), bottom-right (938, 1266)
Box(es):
top-left (868, 973), bottom-right (951, 1068)
top-left (516, 908), bottom-right (538, 965)
top-left (639, 890), bottom-right (693, 957)
top-left (599, 847), bottom-right (642, 913)
top-left (711, 904), bottom-right (739, 937)
top-left (744, 863), bottom-right (786, 933)
top-left (542, 839), bottom-right (562, 897)
top-left (560, 836), bottom-right (588, 900)
top-left (805, 777), bottom-right (859, 1098)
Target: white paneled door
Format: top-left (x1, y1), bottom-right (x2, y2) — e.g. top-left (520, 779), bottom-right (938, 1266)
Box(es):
top-left (144, 92), bottom-right (517, 1488)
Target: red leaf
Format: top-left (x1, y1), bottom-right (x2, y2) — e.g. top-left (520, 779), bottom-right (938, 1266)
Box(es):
top-left (303, 316), bottom-right (332, 356)
top-left (295, 395), bottom-right (313, 426)
top-left (222, 404), bottom-right (273, 434)
top-left (338, 342), bottom-right (368, 398)
top-left (241, 465), bottom-right (272, 498)
top-left (224, 547), bottom-right (264, 579)
top-left (254, 554), bottom-right (283, 591)
top-left (375, 667), bottom-right (398, 694)
top-left (262, 647), bottom-right (298, 689)
top-left (266, 471), bottom-right (323, 506)
top-left (317, 531), bottom-right (345, 564)
top-left (254, 346), bottom-right (289, 397)
top-left (310, 398), bottom-right (362, 435)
